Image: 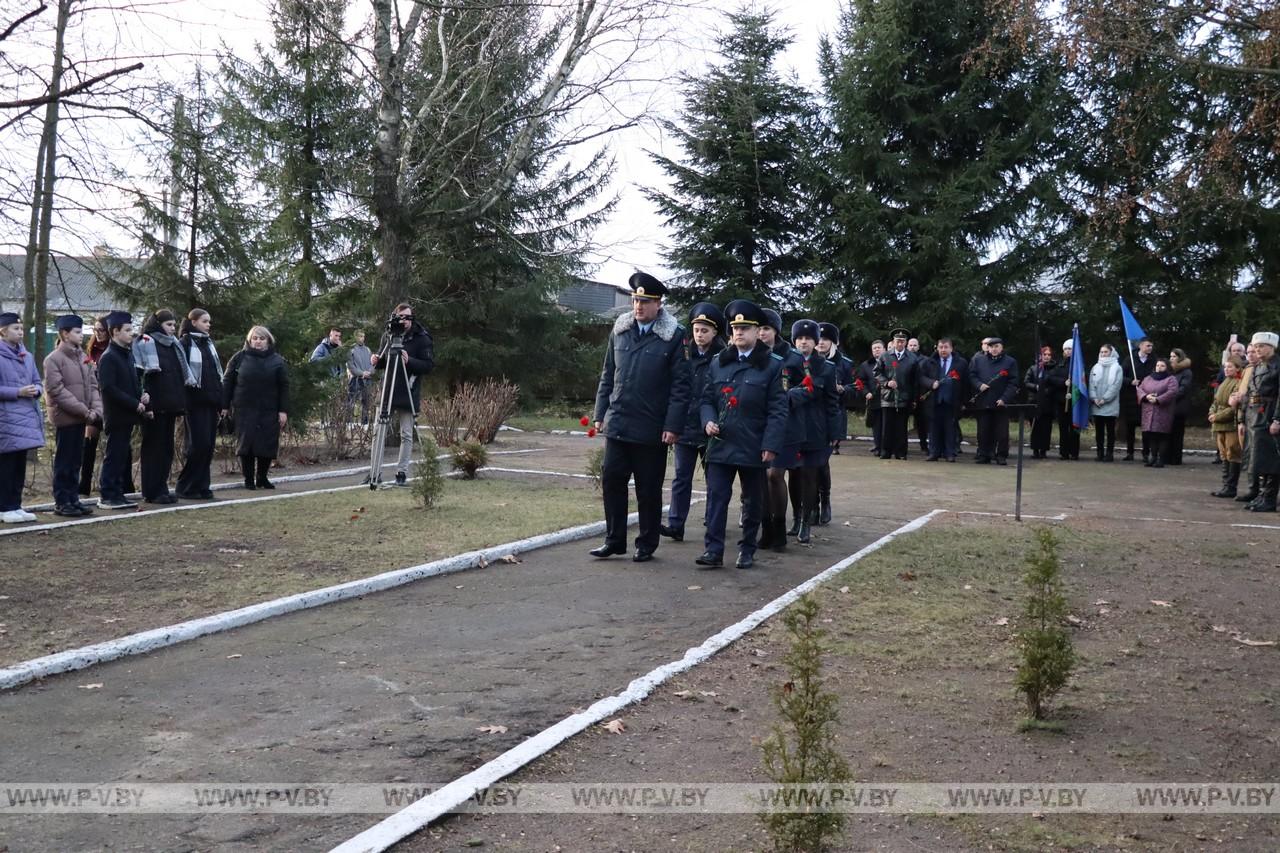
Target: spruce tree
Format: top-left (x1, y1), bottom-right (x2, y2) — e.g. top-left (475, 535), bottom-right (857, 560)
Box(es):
top-left (816, 0), bottom-right (1064, 342)
top-left (646, 8), bottom-right (819, 308)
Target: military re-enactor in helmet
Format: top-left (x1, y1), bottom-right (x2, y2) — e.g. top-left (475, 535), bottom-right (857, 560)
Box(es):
top-left (661, 302), bottom-right (726, 542)
top-left (589, 272), bottom-right (692, 562)
top-left (696, 300), bottom-right (788, 570)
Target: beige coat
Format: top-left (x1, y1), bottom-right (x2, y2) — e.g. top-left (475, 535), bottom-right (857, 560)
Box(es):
top-left (44, 340), bottom-right (103, 428)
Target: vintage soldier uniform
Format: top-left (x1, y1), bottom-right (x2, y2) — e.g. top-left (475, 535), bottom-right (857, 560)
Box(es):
top-left (874, 329), bottom-right (921, 460)
top-left (1244, 332), bottom-right (1280, 512)
top-left (662, 302), bottom-right (725, 541)
top-left (818, 322), bottom-right (854, 523)
top-left (590, 272), bottom-right (692, 561)
top-left (697, 301), bottom-right (788, 570)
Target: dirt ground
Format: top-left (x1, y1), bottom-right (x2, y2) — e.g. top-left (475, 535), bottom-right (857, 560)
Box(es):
top-left (2, 431), bottom-right (1276, 852)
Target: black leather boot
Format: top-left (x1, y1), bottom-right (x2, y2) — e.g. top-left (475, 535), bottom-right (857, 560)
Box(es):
top-left (797, 515), bottom-right (811, 544)
top-left (1237, 476), bottom-right (1259, 503)
top-left (757, 516), bottom-right (775, 550)
top-left (240, 455), bottom-right (256, 490)
top-left (1249, 476), bottom-right (1277, 512)
top-left (819, 493), bottom-right (832, 525)
top-left (1212, 463), bottom-right (1239, 498)
top-left (787, 515), bottom-right (801, 536)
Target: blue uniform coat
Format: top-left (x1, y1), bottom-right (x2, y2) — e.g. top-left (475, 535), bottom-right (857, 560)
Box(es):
top-left (594, 308), bottom-right (692, 445)
top-left (700, 344), bottom-right (788, 467)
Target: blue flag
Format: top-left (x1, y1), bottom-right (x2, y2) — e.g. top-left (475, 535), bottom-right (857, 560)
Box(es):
top-left (1119, 297), bottom-right (1147, 342)
top-left (1070, 323), bottom-right (1090, 430)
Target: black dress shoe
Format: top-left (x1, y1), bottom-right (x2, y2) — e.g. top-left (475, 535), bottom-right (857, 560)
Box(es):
top-left (695, 550), bottom-right (723, 568)
top-left (589, 543), bottom-right (626, 558)
top-left (996, 458), bottom-right (1008, 466)
top-left (796, 520), bottom-right (811, 544)
top-left (147, 494), bottom-right (177, 505)
top-left (54, 505), bottom-right (83, 517)
top-left (633, 549), bottom-right (655, 562)
top-left (659, 525), bottom-right (684, 541)
top-left (735, 552), bottom-right (754, 569)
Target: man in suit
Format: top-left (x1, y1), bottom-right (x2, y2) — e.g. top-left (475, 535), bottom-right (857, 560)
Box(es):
top-left (697, 301), bottom-right (788, 570)
top-left (874, 329), bottom-right (921, 460)
top-left (855, 341), bottom-right (884, 455)
top-left (968, 336), bottom-right (1020, 465)
top-left (96, 311), bottom-right (150, 509)
top-left (927, 338), bottom-right (967, 462)
top-left (590, 272), bottom-right (692, 562)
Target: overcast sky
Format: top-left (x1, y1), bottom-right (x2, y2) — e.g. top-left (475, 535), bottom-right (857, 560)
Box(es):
top-left (7, 0), bottom-right (843, 290)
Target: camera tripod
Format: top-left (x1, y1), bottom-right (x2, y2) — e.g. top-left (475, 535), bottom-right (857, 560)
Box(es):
top-left (365, 330), bottom-right (421, 489)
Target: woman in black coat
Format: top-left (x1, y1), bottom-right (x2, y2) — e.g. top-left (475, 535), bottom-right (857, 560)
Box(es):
top-left (177, 309), bottom-right (224, 499)
top-left (1024, 345), bottom-right (1059, 459)
top-left (137, 308), bottom-right (191, 503)
top-left (222, 325), bottom-right (289, 489)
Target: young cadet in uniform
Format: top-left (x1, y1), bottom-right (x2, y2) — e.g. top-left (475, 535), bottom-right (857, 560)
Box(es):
top-left (788, 320), bottom-right (842, 543)
top-left (757, 308), bottom-right (805, 549)
top-left (44, 314), bottom-right (103, 517)
top-left (697, 301), bottom-right (788, 570)
top-left (590, 272), bottom-right (691, 562)
top-left (816, 322), bottom-right (854, 523)
top-left (96, 311), bottom-right (150, 509)
top-left (662, 302), bottom-right (725, 542)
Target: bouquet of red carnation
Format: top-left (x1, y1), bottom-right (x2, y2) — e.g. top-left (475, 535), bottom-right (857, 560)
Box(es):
top-left (853, 378), bottom-right (865, 392)
top-left (801, 374), bottom-right (815, 392)
top-left (998, 369), bottom-right (1009, 378)
top-left (948, 369), bottom-right (960, 380)
top-left (704, 386), bottom-right (739, 459)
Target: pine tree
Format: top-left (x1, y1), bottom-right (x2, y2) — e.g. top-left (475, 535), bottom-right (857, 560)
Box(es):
top-left (646, 8), bottom-right (819, 308)
top-left (816, 0), bottom-right (1064, 343)
top-left (1015, 528), bottom-right (1075, 721)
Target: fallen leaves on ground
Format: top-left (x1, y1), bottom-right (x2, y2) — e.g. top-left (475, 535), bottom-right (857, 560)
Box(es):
top-left (601, 719), bottom-right (626, 734)
top-left (837, 586), bottom-right (850, 594)
top-left (1234, 637), bottom-right (1276, 647)
top-left (898, 571), bottom-right (916, 582)
top-left (1150, 600), bottom-right (1173, 608)
top-left (496, 554), bottom-right (521, 564)
top-left (476, 725), bottom-right (508, 735)
top-left (687, 585), bottom-right (702, 591)
top-left (672, 690), bottom-right (693, 699)
top-left (226, 654), bottom-right (242, 660)
top-left (994, 617), bottom-right (1010, 626)
top-left (78, 683), bottom-right (103, 690)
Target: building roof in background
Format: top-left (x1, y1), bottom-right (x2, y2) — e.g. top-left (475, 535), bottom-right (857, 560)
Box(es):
top-left (556, 277), bottom-right (631, 319)
top-left (0, 253), bottom-right (139, 314)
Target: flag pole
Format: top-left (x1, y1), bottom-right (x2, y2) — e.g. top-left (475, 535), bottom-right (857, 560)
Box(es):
top-left (1126, 336), bottom-right (1138, 387)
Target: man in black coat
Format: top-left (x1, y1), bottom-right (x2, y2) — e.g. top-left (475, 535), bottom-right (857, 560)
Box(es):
top-left (787, 320), bottom-right (841, 543)
top-left (874, 329), bottom-right (921, 460)
top-left (591, 272), bottom-right (692, 562)
top-left (758, 309), bottom-right (806, 548)
top-left (909, 337), bottom-right (937, 456)
top-left (697, 301), bottom-right (788, 570)
top-left (370, 302), bottom-right (435, 486)
top-left (927, 338), bottom-right (967, 462)
top-left (968, 336), bottom-right (1020, 464)
top-left (96, 311), bottom-right (149, 510)
top-left (855, 341), bottom-right (884, 455)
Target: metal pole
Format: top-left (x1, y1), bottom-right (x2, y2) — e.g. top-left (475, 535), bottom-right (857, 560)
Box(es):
top-left (1015, 409), bottom-right (1026, 521)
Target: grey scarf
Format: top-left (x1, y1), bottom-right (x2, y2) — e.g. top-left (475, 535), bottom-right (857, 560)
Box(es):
top-left (184, 332), bottom-right (223, 388)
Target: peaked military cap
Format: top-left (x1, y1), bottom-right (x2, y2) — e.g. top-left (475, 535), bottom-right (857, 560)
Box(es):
top-left (688, 302), bottom-right (725, 331)
top-left (628, 271), bottom-right (667, 300)
top-left (890, 327), bottom-right (910, 340)
top-left (724, 299), bottom-right (765, 327)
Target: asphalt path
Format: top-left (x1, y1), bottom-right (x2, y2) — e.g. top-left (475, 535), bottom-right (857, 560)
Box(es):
top-left (0, 467), bottom-right (910, 851)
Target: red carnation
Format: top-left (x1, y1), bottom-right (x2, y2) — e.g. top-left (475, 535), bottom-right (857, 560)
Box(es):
top-left (802, 375), bottom-right (815, 391)
top-left (948, 369), bottom-right (960, 380)
top-left (579, 415), bottom-right (590, 426)
top-left (587, 427), bottom-right (597, 437)
top-left (722, 385), bottom-right (733, 395)
top-left (728, 396), bottom-right (739, 408)
top-left (854, 378), bottom-right (865, 391)
top-left (999, 369), bottom-right (1009, 377)
top-left (892, 360), bottom-right (899, 368)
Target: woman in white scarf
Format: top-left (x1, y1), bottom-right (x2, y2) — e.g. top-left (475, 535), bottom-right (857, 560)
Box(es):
top-left (1090, 343), bottom-right (1124, 461)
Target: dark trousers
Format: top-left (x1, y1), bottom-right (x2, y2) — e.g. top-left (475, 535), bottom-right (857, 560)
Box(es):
top-left (1166, 414), bottom-right (1186, 465)
top-left (913, 407), bottom-right (930, 453)
top-left (100, 425), bottom-right (133, 501)
top-left (348, 378), bottom-right (372, 424)
top-left (866, 408), bottom-right (882, 453)
top-left (976, 408), bottom-right (1010, 461)
top-left (53, 424), bottom-right (86, 506)
top-left (817, 461), bottom-right (831, 498)
top-left (667, 442), bottom-right (703, 530)
top-left (140, 412), bottom-right (178, 500)
top-left (601, 438), bottom-right (668, 552)
top-left (880, 408), bottom-right (909, 458)
top-left (703, 463), bottom-right (765, 558)
top-left (1030, 414), bottom-right (1054, 454)
top-left (79, 428), bottom-right (99, 495)
top-left (177, 405), bottom-right (218, 496)
top-left (0, 449), bottom-right (27, 511)
top-left (1122, 410), bottom-right (1145, 457)
top-left (929, 403), bottom-right (958, 459)
top-left (1094, 415), bottom-right (1117, 458)
top-left (1057, 410), bottom-right (1080, 459)
top-left (1144, 431), bottom-right (1167, 465)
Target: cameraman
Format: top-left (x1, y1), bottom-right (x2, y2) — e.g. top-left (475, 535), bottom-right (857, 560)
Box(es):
top-left (370, 302), bottom-right (434, 486)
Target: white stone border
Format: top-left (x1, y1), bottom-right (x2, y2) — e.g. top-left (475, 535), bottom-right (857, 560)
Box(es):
top-left (0, 510), bottom-right (634, 691)
top-left (329, 509), bottom-right (945, 853)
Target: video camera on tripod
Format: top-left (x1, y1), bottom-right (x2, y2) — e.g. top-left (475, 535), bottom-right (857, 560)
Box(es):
top-left (365, 307), bottom-right (425, 488)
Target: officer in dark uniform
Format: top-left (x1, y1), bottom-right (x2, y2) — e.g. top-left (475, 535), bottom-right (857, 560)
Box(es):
top-left (590, 272), bottom-right (692, 562)
top-left (816, 322), bottom-right (854, 523)
top-left (788, 320), bottom-right (841, 543)
top-left (696, 301), bottom-right (788, 569)
top-left (661, 302), bottom-right (725, 541)
top-left (874, 329), bottom-right (921, 459)
top-left (968, 335), bottom-right (1020, 464)
top-left (1244, 331), bottom-right (1280, 512)
top-left (757, 308), bottom-right (805, 549)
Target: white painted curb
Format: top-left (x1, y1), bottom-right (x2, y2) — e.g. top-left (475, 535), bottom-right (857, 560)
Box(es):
top-left (0, 510), bottom-right (644, 692)
top-left (329, 509), bottom-right (945, 853)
